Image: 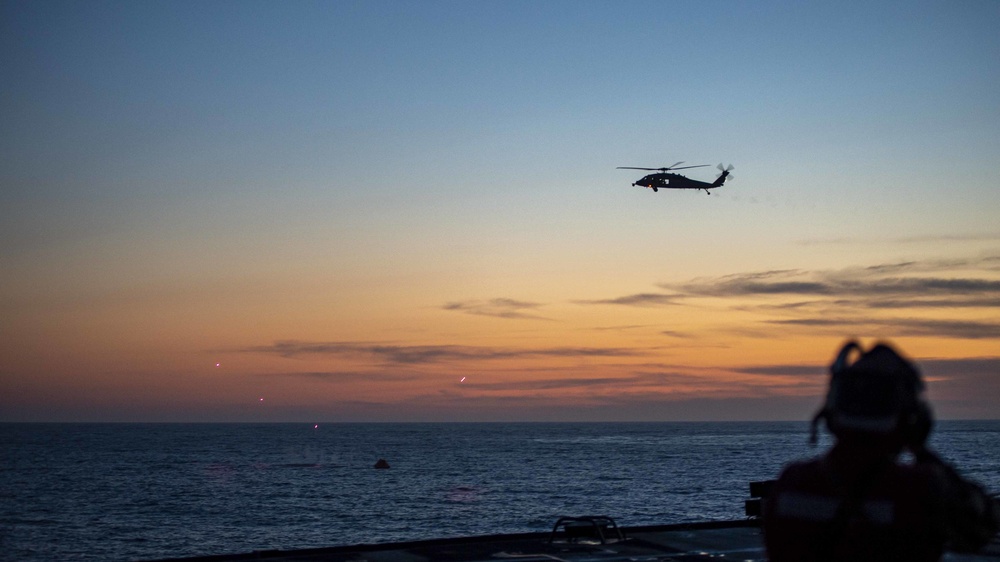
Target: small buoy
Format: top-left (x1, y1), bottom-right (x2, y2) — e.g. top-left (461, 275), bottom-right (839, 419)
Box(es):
top-left (373, 459), bottom-right (390, 469)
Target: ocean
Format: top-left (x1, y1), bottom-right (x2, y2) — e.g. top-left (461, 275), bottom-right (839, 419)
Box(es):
top-left (2, 421), bottom-right (998, 561)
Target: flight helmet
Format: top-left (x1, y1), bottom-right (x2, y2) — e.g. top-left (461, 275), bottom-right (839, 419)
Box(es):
top-left (810, 341), bottom-right (933, 445)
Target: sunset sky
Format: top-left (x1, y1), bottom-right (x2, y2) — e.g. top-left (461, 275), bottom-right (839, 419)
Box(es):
top-left (3, 0), bottom-right (999, 422)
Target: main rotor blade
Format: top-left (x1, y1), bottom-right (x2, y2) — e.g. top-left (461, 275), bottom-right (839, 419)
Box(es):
top-left (617, 164), bottom-right (709, 171)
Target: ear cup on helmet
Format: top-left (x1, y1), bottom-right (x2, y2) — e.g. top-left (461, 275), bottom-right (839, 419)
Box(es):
top-left (902, 401), bottom-right (934, 448)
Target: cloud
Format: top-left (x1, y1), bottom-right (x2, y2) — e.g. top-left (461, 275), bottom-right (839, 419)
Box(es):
top-left (448, 257), bottom-right (1000, 345)
top-left (734, 364), bottom-right (827, 377)
top-left (798, 234), bottom-right (1000, 246)
top-left (722, 357), bottom-right (1000, 421)
top-left (255, 371), bottom-right (422, 382)
top-left (442, 298), bottom-right (549, 319)
top-left (456, 369), bottom-right (737, 395)
top-left (642, 257), bottom-right (1000, 341)
top-left (241, 341), bottom-right (366, 359)
top-left (737, 356), bottom-right (967, 378)
top-left (668, 267), bottom-right (1000, 300)
top-left (575, 292), bottom-right (683, 307)
top-left (764, 317), bottom-right (1000, 340)
top-left (659, 329), bottom-right (695, 338)
top-left (893, 319), bottom-right (1000, 340)
top-left (590, 324), bottom-right (659, 331)
top-left (461, 376), bottom-right (633, 392)
top-left (920, 356), bottom-right (1000, 377)
top-left (839, 297), bottom-right (1000, 309)
top-left (908, 357), bottom-right (1000, 416)
top-left (242, 341), bottom-right (647, 364)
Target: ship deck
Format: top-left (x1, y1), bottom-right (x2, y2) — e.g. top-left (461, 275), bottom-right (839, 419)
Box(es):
top-left (148, 517), bottom-right (1000, 562)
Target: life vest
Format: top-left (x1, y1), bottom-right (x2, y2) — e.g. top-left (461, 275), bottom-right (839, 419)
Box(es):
top-left (764, 452), bottom-right (946, 562)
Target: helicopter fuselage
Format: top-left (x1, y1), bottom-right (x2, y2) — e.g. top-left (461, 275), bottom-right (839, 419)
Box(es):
top-left (633, 172), bottom-right (725, 193)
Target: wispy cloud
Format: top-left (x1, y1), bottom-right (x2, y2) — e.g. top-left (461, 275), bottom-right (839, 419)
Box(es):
top-left (660, 257), bottom-right (1000, 340)
top-left (255, 371), bottom-right (423, 382)
top-left (918, 356), bottom-right (1000, 414)
top-left (732, 356), bottom-right (1000, 381)
top-left (242, 341), bottom-right (647, 364)
top-left (760, 317), bottom-right (1000, 340)
top-left (574, 292), bottom-right (683, 307)
top-left (837, 297), bottom-right (1000, 309)
top-left (659, 329), bottom-right (695, 338)
top-left (568, 256), bottom-right (1000, 342)
top-left (667, 263), bottom-right (1000, 300)
top-left (461, 376), bottom-right (632, 391)
top-left (799, 233), bottom-right (1000, 246)
top-left (590, 324), bottom-right (659, 331)
top-left (920, 356), bottom-right (1000, 377)
top-left (455, 369), bottom-right (739, 395)
top-left (892, 319), bottom-right (1000, 340)
top-left (442, 298), bottom-right (549, 319)
top-left (734, 364), bottom-right (826, 377)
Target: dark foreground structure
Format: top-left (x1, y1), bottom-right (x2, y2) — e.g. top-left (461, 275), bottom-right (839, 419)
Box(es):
top-left (148, 509), bottom-right (1000, 562)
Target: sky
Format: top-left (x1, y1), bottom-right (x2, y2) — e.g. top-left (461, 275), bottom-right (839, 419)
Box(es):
top-left (2, 0), bottom-right (999, 422)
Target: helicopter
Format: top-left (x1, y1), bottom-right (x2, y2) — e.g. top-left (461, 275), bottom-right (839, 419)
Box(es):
top-left (617, 162), bottom-right (734, 195)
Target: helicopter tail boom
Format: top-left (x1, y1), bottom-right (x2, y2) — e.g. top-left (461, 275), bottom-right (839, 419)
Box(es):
top-left (712, 163), bottom-right (734, 187)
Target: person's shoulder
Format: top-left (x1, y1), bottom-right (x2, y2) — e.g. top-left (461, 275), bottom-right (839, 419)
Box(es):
top-left (895, 457), bottom-right (955, 499)
top-left (912, 459), bottom-right (1000, 552)
top-left (775, 457), bottom-right (825, 488)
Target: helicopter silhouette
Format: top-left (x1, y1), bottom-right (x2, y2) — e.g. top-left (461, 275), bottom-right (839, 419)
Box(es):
top-left (618, 162), bottom-right (734, 195)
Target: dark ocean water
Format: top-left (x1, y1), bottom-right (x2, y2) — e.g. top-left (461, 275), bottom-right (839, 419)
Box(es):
top-left (2, 421), bottom-right (998, 561)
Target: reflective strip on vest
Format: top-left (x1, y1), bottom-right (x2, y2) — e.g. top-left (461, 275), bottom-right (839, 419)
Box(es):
top-left (773, 492), bottom-right (894, 525)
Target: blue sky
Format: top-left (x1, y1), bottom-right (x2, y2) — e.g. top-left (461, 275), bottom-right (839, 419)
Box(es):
top-left (2, 1), bottom-right (999, 421)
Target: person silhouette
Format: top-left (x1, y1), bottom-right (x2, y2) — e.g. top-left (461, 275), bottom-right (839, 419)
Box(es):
top-left (763, 341), bottom-right (999, 562)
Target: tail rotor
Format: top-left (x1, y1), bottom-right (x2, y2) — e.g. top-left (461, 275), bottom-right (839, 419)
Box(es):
top-left (716, 163), bottom-right (734, 183)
